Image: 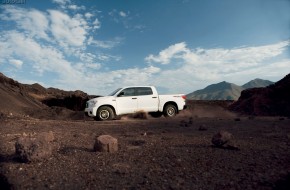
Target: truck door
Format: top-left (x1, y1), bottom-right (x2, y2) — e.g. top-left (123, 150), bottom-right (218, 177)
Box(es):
top-left (136, 87), bottom-right (159, 112)
top-left (115, 87), bottom-right (138, 115)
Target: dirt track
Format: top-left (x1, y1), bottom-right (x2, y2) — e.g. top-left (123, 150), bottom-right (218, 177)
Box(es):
top-left (1, 113), bottom-right (290, 190)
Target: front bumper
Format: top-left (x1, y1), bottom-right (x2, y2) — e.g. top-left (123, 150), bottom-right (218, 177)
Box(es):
top-left (84, 107), bottom-right (97, 117)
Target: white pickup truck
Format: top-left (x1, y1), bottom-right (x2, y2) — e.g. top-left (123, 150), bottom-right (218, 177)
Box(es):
top-left (85, 86), bottom-right (187, 121)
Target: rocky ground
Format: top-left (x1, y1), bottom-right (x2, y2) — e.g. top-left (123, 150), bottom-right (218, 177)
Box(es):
top-left (1, 109), bottom-right (290, 190)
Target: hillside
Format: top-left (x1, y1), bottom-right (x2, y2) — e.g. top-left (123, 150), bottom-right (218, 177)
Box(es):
top-left (187, 79), bottom-right (274, 100)
top-left (0, 73), bottom-right (45, 113)
top-left (230, 73), bottom-right (290, 116)
top-left (0, 73), bottom-right (96, 119)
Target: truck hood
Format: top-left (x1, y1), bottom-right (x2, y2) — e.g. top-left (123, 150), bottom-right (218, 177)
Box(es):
top-left (89, 96), bottom-right (115, 102)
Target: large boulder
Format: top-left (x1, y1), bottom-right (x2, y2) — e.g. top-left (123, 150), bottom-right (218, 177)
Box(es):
top-left (15, 133), bottom-right (54, 163)
top-left (212, 131), bottom-right (233, 147)
top-left (94, 135), bottom-right (118, 153)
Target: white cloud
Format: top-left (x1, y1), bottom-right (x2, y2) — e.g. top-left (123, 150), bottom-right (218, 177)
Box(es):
top-left (145, 42), bottom-right (187, 64)
top-left (9, 59), bottom-right (23, 68)
top-left (87, 37), bottom-right (122, 49)
top-left (0, 31), bottom-right (77, 75)
top-left (1, 6), bottom-right (49, 40)
top-left (119, 11), bottom-right (127, 17)
top-left (145, 41), bottom-right (289, 67)
top-left (68, 5), bottom-right (85, 10)
top-left (96, 54), bottom-right (121, 62)
top-left (85, 12), bottom-right (94, 19)
top-left (52, 0), bottom-right (71, 5)
top-left (52, 0), bottom-right (71, 9)
top-left (109, 9), bottom-right (132, 29)
top-left (48, 10), bottom-right (88, 47)
top-left (92, 18), bottom-right (101, 29)
top-left (86, 63), bottom-right (101, 70)
top-left (79, 52), bottom-right (96, 63)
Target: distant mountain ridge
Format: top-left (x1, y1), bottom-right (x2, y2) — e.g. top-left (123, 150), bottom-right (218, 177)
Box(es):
top-left (187, 79), bottom-right (274, 100)
top-left (242, 78), bottom-right (274, 89)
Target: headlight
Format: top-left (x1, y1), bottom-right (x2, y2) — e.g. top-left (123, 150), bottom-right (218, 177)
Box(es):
top-left (86, 101), bottom-right (97, 108)
top-left (89, 100), bottom-right (97, 107)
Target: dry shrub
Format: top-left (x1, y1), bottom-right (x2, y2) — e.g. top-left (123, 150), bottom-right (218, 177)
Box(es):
top-left (121, 111), bottom-right (148, 120)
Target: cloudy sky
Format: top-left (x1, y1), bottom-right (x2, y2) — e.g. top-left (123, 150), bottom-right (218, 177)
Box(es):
top-left (0, 0), bottom-right (290, 95)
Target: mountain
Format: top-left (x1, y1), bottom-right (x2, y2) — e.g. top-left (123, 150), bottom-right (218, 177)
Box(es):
top-left (187, 79), bottom-right (274, 100)
top-left (242, 78), bottom-right (274, 89)
top-left (187, 81), bottom-right (243, 100)
top-left (230, 73), bottom-right (290, 116)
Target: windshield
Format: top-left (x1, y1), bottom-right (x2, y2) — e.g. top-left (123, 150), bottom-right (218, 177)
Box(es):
top-left (108, 88), bottom-right (122, 96)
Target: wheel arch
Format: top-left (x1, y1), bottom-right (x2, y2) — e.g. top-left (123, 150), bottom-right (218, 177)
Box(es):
top-left (97, 104), bottom-right (117, 115)
top-left (163, 101), bottom-right (178, 113)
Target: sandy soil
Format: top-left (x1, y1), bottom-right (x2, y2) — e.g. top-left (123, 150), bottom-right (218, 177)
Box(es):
top-left (1, 110), bottom-right (290, 190)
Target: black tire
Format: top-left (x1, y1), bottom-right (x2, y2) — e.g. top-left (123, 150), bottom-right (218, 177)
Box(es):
top-left (163, 104), bottom-right (177, 117)
top-left (95, 106), bottom-right (115, 121)
top-left (149, 112), bottom-right (163, 118)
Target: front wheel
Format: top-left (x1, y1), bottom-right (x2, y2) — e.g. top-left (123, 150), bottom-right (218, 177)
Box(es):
top-left (95, 106), bottom-right (115, 121)
top-left (163, 104), bottom-right (177, 117)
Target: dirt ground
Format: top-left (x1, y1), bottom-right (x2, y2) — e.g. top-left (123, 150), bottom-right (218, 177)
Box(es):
top-left (1, 106), bottom-right (290, 190)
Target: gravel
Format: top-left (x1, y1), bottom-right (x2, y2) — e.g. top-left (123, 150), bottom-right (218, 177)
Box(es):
top-left (0, 115), bottom-right (290, 189)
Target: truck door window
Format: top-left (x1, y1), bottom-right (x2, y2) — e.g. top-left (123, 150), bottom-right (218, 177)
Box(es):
top-left (136, 87), bottom-right (153, 96)
top-left (118, 88), bottom-right (135, 97)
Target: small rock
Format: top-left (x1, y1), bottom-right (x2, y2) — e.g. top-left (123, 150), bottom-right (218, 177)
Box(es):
top-left (198, 124), bottom-right (207, 131)
top-left (212, 130), bottom-right (233, 147)
top-left (15, 136), bottom-right (53, 163)
top-left (234, 118), bottom-right (241, 121)
top-left (94, 135), bottom-right (118, 153)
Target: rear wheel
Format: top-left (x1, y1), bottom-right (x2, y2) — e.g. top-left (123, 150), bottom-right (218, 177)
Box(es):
top-left (163, 104), bottom-right (177, 117)
top-left (95, 106), bottom-right (115, 121)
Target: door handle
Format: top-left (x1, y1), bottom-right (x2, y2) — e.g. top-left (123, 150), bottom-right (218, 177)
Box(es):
top-left (132, 97), bottom-right (137, 99)
top-left (152, 97), bottom-right (157, 98)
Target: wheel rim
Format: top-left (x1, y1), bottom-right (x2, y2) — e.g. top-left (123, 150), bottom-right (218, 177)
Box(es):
top-left (100, 110), bottom-right (110, 120)
top-left (167, 107), bottom-right (175, 116)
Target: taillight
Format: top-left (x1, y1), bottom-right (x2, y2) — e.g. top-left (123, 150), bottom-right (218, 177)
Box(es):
top-left (182, 95), bottom-right (186, 100)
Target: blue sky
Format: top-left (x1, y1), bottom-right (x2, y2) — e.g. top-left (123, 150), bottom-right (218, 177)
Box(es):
top-left (0, 0), bottom-right (290, 95)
